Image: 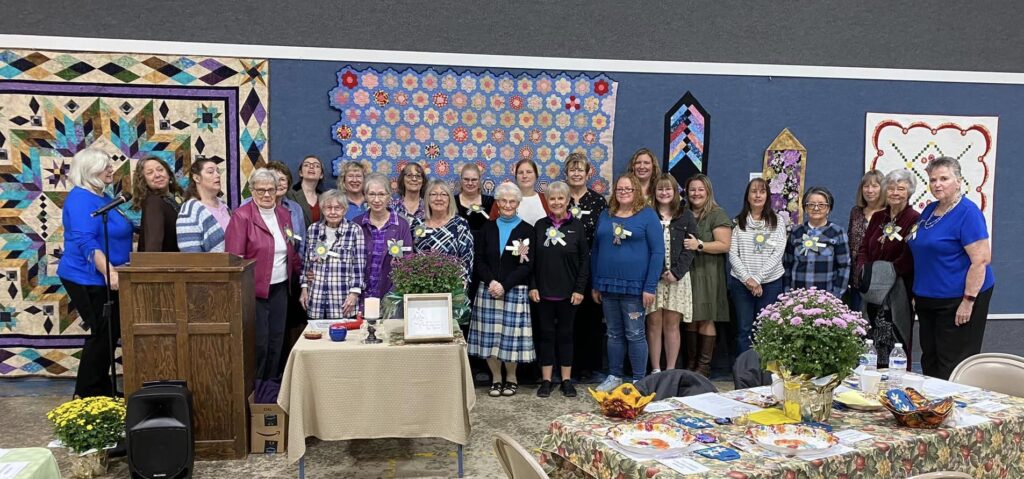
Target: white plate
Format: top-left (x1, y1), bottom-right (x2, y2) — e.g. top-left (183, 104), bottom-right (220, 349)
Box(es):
top-left (607, 423), bottom-right (696, 457)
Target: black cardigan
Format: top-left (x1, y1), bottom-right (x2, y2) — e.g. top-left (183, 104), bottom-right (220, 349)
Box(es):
top-left (660, 209), bottom-right (698, 280)
top-left (475, 219), bottom-right (534, 291)
top-left (530, 216), bottom-right (590, 298)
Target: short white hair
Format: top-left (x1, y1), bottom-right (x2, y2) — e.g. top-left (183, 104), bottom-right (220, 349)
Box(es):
top-left (494, 182), bottom-right (522, 202)
top-left (363, 172), bottom-right (392, 196)
top-left (248, 168), bottom-right (279, 188)
top-left (883, 169), bottom-right (917, 196)
top-left (318, 189), bottom-right (347, 214)
top-left (69, 148), bottom-right (110, 192)
top-left (545, 181), bottom-right (570, 199)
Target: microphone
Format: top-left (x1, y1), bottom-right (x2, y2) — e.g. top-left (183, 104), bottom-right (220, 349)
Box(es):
top-left (90, 192), bottom-right (132, 217)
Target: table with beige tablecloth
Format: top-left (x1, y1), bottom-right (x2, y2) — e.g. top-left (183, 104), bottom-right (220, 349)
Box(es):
top-left (278, 320), bottom-right (476, 464)
top-left (0, 448), bottom-right (60, 479)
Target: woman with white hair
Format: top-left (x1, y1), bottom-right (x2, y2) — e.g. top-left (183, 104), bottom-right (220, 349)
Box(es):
top-left (411, 179), bottom-right (474, 285)
top-left (58, 147), bottom-right (134, 398)
top-left (469, 182), bottom-right (535, 397)
top-left (908, 157), bottom-right (994, 380)
top-left (529, 181), bottom-right (590, 397)
top-left (299, 189), bottom-right (366, 319)
top-left (355, 173), bottom-right (413, 299)
top-left (855, 169), bottom-right (921, 368)
top-left (226, 168), bottom-right (301, 381)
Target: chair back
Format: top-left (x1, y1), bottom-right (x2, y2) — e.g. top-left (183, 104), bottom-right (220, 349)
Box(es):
top-left (949, 353), bottom-right (1024, 398)
top-left (907, 472), bottom-right (972, 479)
top-left (733, 349), bottom-right (773, 390)
top-left (493, 432), bottom-right (548, 479)
top-left (634, 369), bottom-right (717, 401)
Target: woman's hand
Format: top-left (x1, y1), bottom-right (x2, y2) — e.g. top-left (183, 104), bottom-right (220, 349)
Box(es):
top-left (683, 233), bottom-right (701, 251)
top-left (661, 271), bottom-right (678, 283)
top-left (955, 300), bottom-right (974, 326)
top-left (107, 270), bottom-right (120, 291)
top-left (744, 278), bottom-right (762, 297)
top-left (342, 292), bottom-right (359, 317)
top-left (299, 288), bottom-right (309, 310)
top-left (488, 280), bottom-right (505, 299)
top-left (591, 289), bottom-right (602, 304)
top-left (529, 289), bottom-right (541, 303)
top-left (642, 292), bottom-right (656, 309)
top-left (570, 292), bottom-right (584, 306)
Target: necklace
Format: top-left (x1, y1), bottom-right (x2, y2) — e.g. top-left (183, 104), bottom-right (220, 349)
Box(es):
top-left (922, 195), bottom-right (962, 229)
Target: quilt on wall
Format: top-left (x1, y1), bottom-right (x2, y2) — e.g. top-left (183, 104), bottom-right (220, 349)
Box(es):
top-left (0, 49), bottom-right (268, 377)
top-left (865, 113), bottom-right (998, 238)
top-left (329, 67), bottom-right (618, 194)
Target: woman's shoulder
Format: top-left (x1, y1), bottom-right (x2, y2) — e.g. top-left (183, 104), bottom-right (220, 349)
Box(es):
top-left (515, 220), bottom-right (535, 234)
top-left (448, 214), bottom-right (470, 229)
top-left (534, 216), bottom-right (554, 229)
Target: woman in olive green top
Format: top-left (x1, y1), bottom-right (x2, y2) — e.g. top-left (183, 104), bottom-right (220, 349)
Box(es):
top-left (681, 174), bottom-right (732, 377)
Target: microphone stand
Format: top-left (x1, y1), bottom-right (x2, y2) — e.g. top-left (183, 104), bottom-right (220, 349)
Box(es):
top-left (99, 210), bottom-right (120, 398)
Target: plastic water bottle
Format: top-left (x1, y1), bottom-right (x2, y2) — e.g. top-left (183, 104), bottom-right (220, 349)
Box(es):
top-left (860, 339), bottom-right (877, 371)
top-left (889, 343), bottom-right (908, 382)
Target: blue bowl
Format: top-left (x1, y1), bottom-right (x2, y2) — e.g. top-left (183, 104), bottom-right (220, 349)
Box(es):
top-left (329, 327), bottom-right (348, 342)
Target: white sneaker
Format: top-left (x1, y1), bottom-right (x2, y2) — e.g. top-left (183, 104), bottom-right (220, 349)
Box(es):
top-left (651, 369), bottom-right (662, 375)
top-left (596, 375), bottom-right (623, 392)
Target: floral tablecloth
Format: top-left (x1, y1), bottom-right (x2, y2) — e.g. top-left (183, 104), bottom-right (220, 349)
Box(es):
top-left (539, 388), bottom-right (1024, 478)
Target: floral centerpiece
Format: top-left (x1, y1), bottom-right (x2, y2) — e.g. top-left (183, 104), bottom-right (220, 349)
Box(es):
top-left (753, 287), bottom-right (868, 421)
top-left (383, 250), bottom-right (470, 327)
top-left (47, 396), bottom-right (126, 478)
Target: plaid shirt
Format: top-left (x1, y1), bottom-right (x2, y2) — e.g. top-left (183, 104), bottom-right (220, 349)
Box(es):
top-left (389, 196), bottom-right (425, 223)
top-left (300, 220), bottom-right (366, 319)
top-left (356, 211), bottom-right (412, 298)
top-left (784, 221), bottom-right (851, 298)
top-left (411, 215), bottom-right (475, 283)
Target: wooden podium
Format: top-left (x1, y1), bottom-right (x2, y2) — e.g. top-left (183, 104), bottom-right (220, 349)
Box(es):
top-left (117, 253), bottom-right (256, 460)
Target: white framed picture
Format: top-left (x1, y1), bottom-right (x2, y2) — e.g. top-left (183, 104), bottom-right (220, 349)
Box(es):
top-left (402, 293), bottom-right (454, 342)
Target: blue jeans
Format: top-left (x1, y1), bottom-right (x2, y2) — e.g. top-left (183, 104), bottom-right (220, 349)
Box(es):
top-left (601, 292), bottom-right (648, 381)
top-left (727, 276), bottom-right (784, 353)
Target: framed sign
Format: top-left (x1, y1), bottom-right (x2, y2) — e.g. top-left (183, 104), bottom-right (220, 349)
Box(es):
top-left (402, 293), bottom-right (455, 342)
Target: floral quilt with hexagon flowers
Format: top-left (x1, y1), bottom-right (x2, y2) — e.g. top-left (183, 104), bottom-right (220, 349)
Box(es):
top-left (329, 67), bottom-right (618, 195)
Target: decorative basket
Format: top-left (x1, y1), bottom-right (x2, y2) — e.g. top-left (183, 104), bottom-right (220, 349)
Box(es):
top-left (879, 387), bottom-right (954, 429)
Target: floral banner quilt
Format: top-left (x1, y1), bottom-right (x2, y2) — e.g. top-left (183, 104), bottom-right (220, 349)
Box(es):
top-left (0, 49), bottom-right (268, 377)
top-left (762, 128), bottom-right (807, 226)
top-left (329, 67), bottom-right (618, 194)
top-left (865, 112), bottom-right (998, 238)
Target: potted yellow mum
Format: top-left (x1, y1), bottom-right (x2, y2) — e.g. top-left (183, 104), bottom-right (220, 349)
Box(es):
top-left (46, 396), bottom-right (126, 478)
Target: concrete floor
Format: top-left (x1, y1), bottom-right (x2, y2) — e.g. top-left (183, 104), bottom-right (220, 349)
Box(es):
top-left (0, 377), bottom-right (733, 478)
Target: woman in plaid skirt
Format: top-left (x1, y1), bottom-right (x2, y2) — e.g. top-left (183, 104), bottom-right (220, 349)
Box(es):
top-left (299, 189), bottom-right (367, 319)
top-left (468, 183), bottom-right (536, 397)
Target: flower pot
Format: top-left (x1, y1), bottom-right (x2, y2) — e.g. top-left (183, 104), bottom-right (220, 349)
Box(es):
top-left (68, 450), bottom-right (108, 479)
top-left (782, 375), bottom-right (843, 422)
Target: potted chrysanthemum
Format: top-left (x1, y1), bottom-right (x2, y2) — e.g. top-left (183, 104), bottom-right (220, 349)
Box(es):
top-left (753, 287), bottom-right (869, 421)
top-left (383, 250), bottom-right (470, 329)
top-left (47, 396), bottom-right (126, 478)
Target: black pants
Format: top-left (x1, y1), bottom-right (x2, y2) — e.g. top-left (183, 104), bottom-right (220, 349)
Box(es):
top-left (255, 281), bottom-right (289, 381)
top-left (916, 287), bottom-right (993, 380)
top-left (573, 294), bottom-right (605, 375)
top-left (536, 299), bottom-right (579, 367)
top-left (61, 278), bottom-right (120, 398)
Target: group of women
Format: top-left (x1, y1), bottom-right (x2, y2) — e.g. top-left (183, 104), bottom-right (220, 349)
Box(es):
top-left (59, 144), bottom-right (994, 398)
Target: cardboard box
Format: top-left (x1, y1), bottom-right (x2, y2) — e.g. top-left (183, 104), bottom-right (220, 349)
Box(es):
top-left (249, 392), bottom-right (287, 454)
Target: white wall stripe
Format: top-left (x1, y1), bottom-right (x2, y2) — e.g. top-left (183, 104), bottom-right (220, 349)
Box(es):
top-left (4, 34), bottom-right (1024, 85)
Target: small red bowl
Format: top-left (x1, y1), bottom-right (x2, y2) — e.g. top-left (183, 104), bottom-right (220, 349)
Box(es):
top-left (331, 320), bottom-right (363, 330)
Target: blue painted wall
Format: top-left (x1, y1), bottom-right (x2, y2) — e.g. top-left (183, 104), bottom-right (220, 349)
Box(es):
top-left (270, 59), bottom-right (1021, 313)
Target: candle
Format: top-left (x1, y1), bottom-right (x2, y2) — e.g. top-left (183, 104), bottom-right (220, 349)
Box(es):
top-left (364, 297), bottom-right (380, 319)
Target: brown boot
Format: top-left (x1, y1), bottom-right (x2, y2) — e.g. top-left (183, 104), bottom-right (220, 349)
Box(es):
top-left (684, 331), bottom-right (698, 370)
top-left (696, 334), bottom-right (716, 377)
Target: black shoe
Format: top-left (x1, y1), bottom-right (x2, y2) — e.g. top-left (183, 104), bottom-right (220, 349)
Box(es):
top-left (560, 380), bottom-right (577, 397)
top-left (489, 383), bottom-right (503, 397)
top-left (537, 380), bottom-right (552, 398)
top-left (502, 382), bottom-right (518, 396)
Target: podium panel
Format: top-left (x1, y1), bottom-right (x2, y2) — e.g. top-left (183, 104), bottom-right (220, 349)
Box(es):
top-left (118, 253), bottom-right (256, 460)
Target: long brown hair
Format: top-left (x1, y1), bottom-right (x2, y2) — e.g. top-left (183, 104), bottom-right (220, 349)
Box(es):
top-left (397, 163), bottom-right (426, 198)
top-left (653, 173), bottom-right (683, 219)
top-left (626, 148), bottom-right (662, 204)
top-left (855, 169), bottom-right (885, 209)
top-left (684, 173), bottom-right (719, 220)
top-left (608, 174), bottom-right (645, 215)
top-left (131, 156), bottom-right (184, 209)
top-left (735, 178), bottom-right (778, 230)
top-left (184, 158), bottom-right (223, 201)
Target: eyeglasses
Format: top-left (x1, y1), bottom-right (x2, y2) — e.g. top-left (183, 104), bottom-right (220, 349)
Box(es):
top-left (322, 204), bottom-right (345, 212)
top-left (615, 187), bottom-right (635, 193)
top-left (252, 188), bottom-right (276, 197)
top-left (428, 192), bottom-right (448, 198)
top-left (302, 163), bottom-right (322, 170)
top-left (805, 203), bottom-right (829, 210)
top-left (405, 174), bottom-right (423, 180)
top-left (366, 192), bottom-right (389, 199)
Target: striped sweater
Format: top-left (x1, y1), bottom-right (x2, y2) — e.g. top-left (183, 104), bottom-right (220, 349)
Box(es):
top-left (176, 199), bottom-right (227, 252)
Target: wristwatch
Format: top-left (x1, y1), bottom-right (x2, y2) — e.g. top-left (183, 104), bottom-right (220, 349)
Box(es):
top-left (697, 240), bottom-right (704, 251)
top-left (963, 294), bottom-right (977, 303)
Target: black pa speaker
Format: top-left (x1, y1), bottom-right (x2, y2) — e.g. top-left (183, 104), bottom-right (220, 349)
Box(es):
top-left (126, 380), bottom-right (195, 479)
